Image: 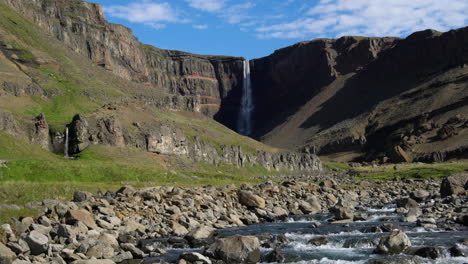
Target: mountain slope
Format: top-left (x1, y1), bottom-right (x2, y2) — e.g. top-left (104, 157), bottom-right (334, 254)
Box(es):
top-left (0, 0), bottom-right (322, 177)
top-left (251, 28), bottom-right (468, 163)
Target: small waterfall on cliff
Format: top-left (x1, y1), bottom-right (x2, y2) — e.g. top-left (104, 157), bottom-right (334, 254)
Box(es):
top-left (64, 127), bottom-right (69, 158)
top-left (237, 59), bottom-right (254, 135)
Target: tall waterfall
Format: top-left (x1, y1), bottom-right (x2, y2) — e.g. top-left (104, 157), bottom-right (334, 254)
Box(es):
top-left (64, 127), bottom-right (69, 158)
top-left (237, 59), bottom-right (253, 135)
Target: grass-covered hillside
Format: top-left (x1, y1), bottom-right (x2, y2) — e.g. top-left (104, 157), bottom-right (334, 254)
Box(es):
top-left (0, 0), bottom-right (288, 224)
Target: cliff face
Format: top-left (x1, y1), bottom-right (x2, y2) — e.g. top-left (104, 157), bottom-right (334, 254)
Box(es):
top-left (250, 36), bottom-right (399, 135)
top-left (2, 0), bottom-right (244, 128)
top-left (66, 105), bottom-right (322, 172)
top-left (252, 28), bottom-right (468, 163)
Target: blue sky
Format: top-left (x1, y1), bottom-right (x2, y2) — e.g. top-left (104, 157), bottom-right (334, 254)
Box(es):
top-left (90, 0), bottom-right (468, 59)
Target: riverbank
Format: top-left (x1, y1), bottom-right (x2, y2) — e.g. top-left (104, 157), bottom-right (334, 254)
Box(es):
top-left (0, 173), bottom-right (466, 263)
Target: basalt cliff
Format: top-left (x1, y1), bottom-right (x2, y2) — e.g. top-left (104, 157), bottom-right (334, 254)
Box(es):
top-left (251, 28), bottom-right (468, 163)
top-left (0, 0), bottom-right (321, 173)
top-left (0, 0), bottom-right (467, 166)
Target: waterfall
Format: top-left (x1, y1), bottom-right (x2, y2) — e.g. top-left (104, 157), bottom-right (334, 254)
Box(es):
top-left (237, 59), bottom-right (254, 135)
top-left (64, 127), bottom-right (69, 158)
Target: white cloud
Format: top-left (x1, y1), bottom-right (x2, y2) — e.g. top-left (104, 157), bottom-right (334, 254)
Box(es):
top-left (185, 0), bottom-right (225, 12)
top-left (106, 2), bottom-right (180, 23)
top-left (222, 2), bottom-right (256, 24)
top-left (193, 24), bottom-right (208, 29)
top-left (256, 0), bottom-right (468, 39)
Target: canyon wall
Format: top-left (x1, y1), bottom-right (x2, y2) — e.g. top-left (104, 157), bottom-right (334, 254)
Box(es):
top-left (2, 0), bottom-right (244, 129)
top-left (251, 28), bottom-right (468, 163)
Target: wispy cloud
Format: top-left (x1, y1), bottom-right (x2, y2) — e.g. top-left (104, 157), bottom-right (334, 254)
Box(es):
top-left (106, 1), bottom-right (180, 23)
top-left (193, 24), bottom-right (208, 30)
top-left (185, 0), bottom-right (225, 12)
top-left (256, 0), bottom-right (468, 39)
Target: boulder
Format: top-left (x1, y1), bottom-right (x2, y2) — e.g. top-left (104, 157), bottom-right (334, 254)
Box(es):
top-left (396, 198), bottom-right (418, 209)
top-left (66, 209), bottom-right (97, 229)
top-left (0, 243), bottom-right (16, 264)
top-left (263, 248), bottom-right (286, 263)
top-left (24, 230), bottom-right (49, 255)
top-left (374, 231), bottom-right (412, 255)
top-left (440, 173), bottom-right (468, 198)
top-left (206, 235), bottom-right (261, 263)
top-left (238, 191), bottom-right (265, 209)
top-left (73, 191), bottom-right (93, 202)
top-left (414, 247), bottom-right (440, 259)
top-left (410, 190), bottom-right (429, 201)
top-left (186, 225), bottom-right (216, 243)
top-left (308, 237), bottom-right (328, 246)
top-left (171, 221), bottom-right (189, 237)
top-left (330, 206), bottom-right (354, 220)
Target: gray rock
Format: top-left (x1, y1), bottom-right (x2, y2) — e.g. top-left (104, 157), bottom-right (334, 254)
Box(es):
top-left (206, 235), bottom-right (260, 263)
top-left (120, 243), bottom-right (145, 259)
top-left (24, 230), bottom-right (49, 255)
top-left (238, 191), bottom-right (265, 209)
top-left (330, 206), bottom-right (354, 220)
top-left (112, 251), bottom-right (133, 263)
top-left (440, 173), bottom-right (468, 198)
top-left (374, 231), bottom-right (412, 255)
top-left (0, 242), bottom-right (16, 264)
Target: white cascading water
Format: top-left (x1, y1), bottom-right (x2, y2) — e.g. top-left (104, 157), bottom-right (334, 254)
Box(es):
top-left (64, 127), bottom-right (69, 158)
top-left (237, 59), bottom-right (254, 135)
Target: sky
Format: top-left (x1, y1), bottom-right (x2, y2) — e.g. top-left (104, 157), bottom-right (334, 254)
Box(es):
top-left (90, 0), bottom-right (468, 59)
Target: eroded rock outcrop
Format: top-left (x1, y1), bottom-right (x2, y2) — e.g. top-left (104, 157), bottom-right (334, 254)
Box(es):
top-left (2, 0), bottom-right (245, 128)
top-left (66, 112), bottom-right (323, 172)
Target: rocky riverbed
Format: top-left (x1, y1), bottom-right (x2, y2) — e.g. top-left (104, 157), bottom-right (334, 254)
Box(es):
top-left (0, 173), bottom-right (467, 264)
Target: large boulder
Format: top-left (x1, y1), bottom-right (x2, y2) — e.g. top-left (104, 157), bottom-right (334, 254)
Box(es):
top-left (66, 209), bottom-right (97, 229)
top-left (206, 235), bottom-right (261, 263)
top-left (374, 231), bottom-right (412, 255)
top-left (24, 231), bottom-right (49, 255)
top-left (330, 206), bottom-right (354, 220)
top-left (0, 242), bottom-right (16, 264)
top-left (440, 173), bottom-right (468, 198)
top-left (396, 198), bottom-right (418, 209)
top-left (238, 191), bottom-right (265, 209)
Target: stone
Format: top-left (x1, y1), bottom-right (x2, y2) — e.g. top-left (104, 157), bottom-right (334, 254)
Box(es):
top-left (449, 245), bottom-right (466, 257)
top-left (263, 248), bottom-right (286, 263)
top-left (307, 237), bottom-right (328, 246)
top-left (66, 210), bottom-right (97, 229)
top-left (171, 221), bottom-right (189, 237)
top-left (120, 243), bottom-right (145, 258)
top-left (238, 191), bottom-right (265, 209)
top-left (206, 235), bottom-right (261, 263)
top-left (330, 206), bottom-right (354, 220)
top-left (186, 225), bottom-right (216, 241)
top-left (0, 243), bottom-right (16, 264)
top-left (73, 191), bottom-right (92, 202)
top-left (178, 252), bottom-right (212, 264)
top-left (272, 207), bottom-right (288, 217)
top-left (440, 173), bottom-right (468, 198)
top-left (112, 251), bottom-right (133, 263)
top-left (396, 198), bottom-right (418, 209)
top-left (414, 247), bottom-right (440, 259)
top-left (117, 185), bottom-right (136, 196)
top-left (374, 231), bottom-right (412, 255)
top-left (25, 230), bottom-right (49, 255)
top-left (411, 189), bottom-right (429, 201)
top-left (71, 260), bottom-right (116, 264)
top-left (86, 243), bottom-right (115, 259)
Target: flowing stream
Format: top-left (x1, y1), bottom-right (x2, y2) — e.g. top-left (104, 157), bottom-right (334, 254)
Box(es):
top-left (147, 208), bottom-right (468, 264)
top-left (237, 59), bottom-right (254, 135)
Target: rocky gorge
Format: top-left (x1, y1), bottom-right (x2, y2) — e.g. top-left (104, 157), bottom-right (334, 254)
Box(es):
top-left (0, 173), bottom-right (467, 264)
